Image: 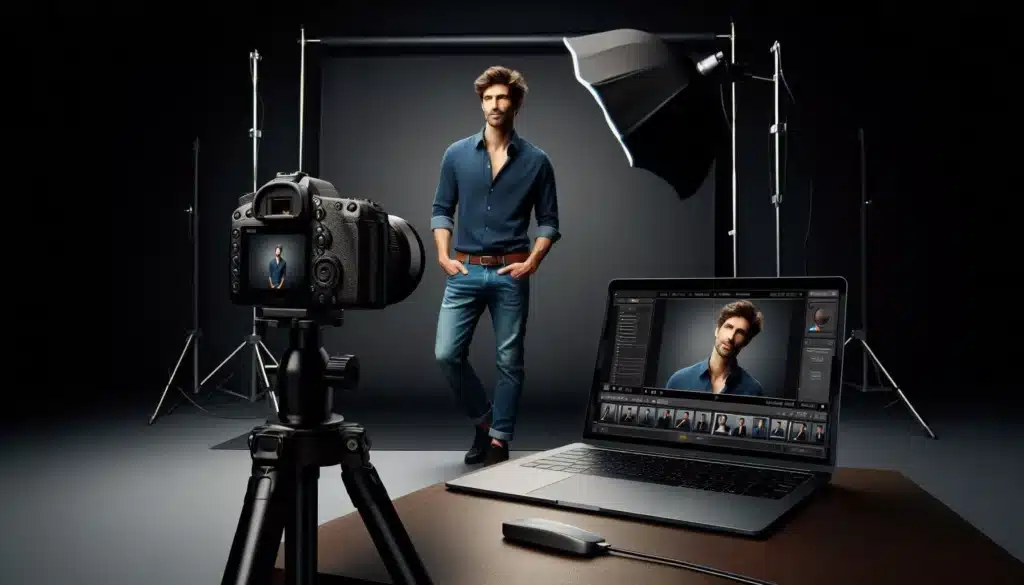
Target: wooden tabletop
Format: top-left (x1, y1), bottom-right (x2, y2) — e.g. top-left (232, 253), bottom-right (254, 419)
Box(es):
top-left (273, 467), bottom-right (1022, 584)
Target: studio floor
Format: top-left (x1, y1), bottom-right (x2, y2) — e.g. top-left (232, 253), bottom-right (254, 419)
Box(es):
top-left (2, 390), bottom-right (1021, 585)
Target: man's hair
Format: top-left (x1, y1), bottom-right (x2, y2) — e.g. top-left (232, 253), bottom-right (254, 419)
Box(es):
top-left (276, 245), bottom-right (282, 251)
top-left (717, 300), bottom-right (764, 340)
top-left (474, 66), bottom-right (528, 108)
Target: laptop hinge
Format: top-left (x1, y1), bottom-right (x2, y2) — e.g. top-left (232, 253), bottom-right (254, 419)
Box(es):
top-left (578, 438), bottom-right (835, 476)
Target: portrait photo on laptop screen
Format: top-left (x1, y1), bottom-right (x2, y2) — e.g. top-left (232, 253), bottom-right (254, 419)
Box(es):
top-left (589, 281), bottom-right (844, 461)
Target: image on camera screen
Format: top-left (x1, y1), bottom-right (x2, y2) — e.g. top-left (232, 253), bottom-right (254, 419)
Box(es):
top-left (248, 233), bottom-right (307, 291)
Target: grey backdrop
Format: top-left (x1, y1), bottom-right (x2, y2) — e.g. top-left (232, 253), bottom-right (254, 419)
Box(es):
top-left (654, 298), bottom-right (805, 399)
top-left (247, 234), bottom-right (306, 290)
top-left (317, 54), bottom-right (716, 408)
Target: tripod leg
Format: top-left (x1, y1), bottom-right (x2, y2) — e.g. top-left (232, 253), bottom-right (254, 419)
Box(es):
top-left (284, 466), bottom-right (320, 585)
top-left (150, 333), bottom-right (194, 424)
top-left (253, 345), bottom-right (273, 391)
top-left (258, 340), bottom-right (279, 366)
top-left (858, 339), bottom-right (938, 439)
top-left (202, 341), bottom-right (249, 388)
top-left (221, 463), bottom-right (287, 585)
top-left (339, 431), bottom-right (434, 585)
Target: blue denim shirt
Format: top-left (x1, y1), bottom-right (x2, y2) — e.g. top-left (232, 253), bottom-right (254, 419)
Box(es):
top-left (269, 258), bottom-right (286, 287)
top-left (664, 359), bottom-right (765, 396)
top-left (430, 127), bottom-right (560, 254)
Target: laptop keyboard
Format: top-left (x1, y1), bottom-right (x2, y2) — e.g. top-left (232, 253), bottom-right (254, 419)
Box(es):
top-left (521, 447), bottom-right (811, 499)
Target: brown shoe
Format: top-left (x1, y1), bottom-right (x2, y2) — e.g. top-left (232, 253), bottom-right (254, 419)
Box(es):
top-left (483, 439), bottom-right (509, 466)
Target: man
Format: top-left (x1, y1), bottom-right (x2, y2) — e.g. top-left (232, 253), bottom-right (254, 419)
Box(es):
top-left (431, 66), bottom-right (561, 466)
top-left (656, 409), bottom-right (673, 429)
top-left (751, 417), bottom-right (767, 438)
top-left (808, 307), bottom-right (830, 332)
top-left (770, 420), bottom-right (787, 438)
top-left (730, 417), bottom-right (748, 437)
top-left (712, 414), bottom-right (730, 435)
top-left (814, 424), bottom-right (826, 443)
top-left (268, 246), bottom-right (286, 289)
top-left (791, 422), bottom-right (808, 441)
top-left (694, 412), bottom-right (709, 432)
top-left (664, 300), bottom-right (766, 396)
top-left (674, 411), bottom-right (691, 431)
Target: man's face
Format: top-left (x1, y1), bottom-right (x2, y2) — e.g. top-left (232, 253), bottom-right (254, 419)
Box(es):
top-left (275, 247), bottom-right (281, 257)
top-left (481, 84), bottom-right (515, 127)
top-left (714, 316), bottom-right (752, 359)
top-left (814, 309), bottom-right (827, 326)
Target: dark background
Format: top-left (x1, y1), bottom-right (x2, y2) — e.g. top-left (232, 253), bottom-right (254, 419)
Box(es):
top-left (654, 298), bottom-right (807, 399)
top-left (33, 1), bottom-right (1004, 423)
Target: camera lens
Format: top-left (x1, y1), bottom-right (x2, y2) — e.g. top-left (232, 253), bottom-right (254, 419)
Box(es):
top-left (385, 215), bottom-right (425, 305)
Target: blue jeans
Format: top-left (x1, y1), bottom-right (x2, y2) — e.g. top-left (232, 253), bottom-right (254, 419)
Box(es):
top-left (434, 263), bottom-right (530, 441)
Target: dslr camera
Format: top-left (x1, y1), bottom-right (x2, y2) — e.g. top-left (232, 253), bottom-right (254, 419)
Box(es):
top-left (229, 172), bottom-right (425, 310)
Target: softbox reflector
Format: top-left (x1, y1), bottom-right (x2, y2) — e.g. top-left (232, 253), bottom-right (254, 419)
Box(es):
top-left (563, 29), bottom-right (722, 200)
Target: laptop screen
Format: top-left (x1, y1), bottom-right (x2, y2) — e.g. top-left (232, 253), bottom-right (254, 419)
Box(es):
top-left (585, 277), bottom-right (846, 463)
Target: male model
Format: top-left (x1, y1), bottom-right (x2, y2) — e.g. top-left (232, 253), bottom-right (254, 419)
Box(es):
top-left (431, 66), bottom-right (561, 465)
top-left (268, 245), bottom-right (286, 289)
top-left (664, 300), bottom-right (766, 396)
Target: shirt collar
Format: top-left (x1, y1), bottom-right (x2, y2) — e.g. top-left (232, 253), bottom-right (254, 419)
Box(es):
top-left (698, 359), bottom-right (743, 387)
top-left (475, 126), bottom-right (521, 154)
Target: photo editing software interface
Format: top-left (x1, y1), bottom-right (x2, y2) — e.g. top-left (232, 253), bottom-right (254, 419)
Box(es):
top-left (591, 285), bottom-right (842, 459)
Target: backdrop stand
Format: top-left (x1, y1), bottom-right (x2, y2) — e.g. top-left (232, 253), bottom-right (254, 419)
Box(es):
top-left (196, 49), bottom-right (279, 413)
top-left (150, 137), bottom-right (202, 424)
top-left (298, 26), bottom-right (739, 275)
top-left (840, 128), bottom-right (934, 439)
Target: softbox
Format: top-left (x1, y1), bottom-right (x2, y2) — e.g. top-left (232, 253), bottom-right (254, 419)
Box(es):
top-left (563, 29), bottom-right (724, 200)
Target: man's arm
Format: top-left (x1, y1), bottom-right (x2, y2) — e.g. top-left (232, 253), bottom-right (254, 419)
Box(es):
top-left (430, 146), bottom-right (459, 261)
top-left (528, 156), bottom-right (560, 266)
top-left (278, 261), bottom-right (286, 289)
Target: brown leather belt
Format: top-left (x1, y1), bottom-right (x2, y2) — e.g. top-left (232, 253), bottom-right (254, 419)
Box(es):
top-left (455, 251), bottom-right (529, 266)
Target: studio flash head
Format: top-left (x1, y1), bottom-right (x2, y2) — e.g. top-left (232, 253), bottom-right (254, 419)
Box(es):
top-left (229, 171), bottom-right (426, 311)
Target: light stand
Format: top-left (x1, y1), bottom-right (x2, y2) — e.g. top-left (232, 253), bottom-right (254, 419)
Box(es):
top-left (844, 331), bottom-right (937, 439)
top-left (841, 128), bottom-right (936, 439)
top-left (198, 49), bottom-right (280, 412)
top-left (150, 137), bottom-right (202, 424)
top-left (770, 41), bottom-right (783, 277)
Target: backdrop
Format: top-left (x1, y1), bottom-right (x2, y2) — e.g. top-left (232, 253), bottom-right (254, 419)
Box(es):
top-left (316, 53), bottom-right (717, 409)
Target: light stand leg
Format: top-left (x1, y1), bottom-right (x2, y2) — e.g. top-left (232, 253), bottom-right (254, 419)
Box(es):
top-left (844, 331), bottom-right (937, 439)
top-left (150, 332), bottom-right (195, 424)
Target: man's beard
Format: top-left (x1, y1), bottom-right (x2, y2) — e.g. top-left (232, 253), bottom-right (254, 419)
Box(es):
top-left (487, 111), bottom-right (507, 126)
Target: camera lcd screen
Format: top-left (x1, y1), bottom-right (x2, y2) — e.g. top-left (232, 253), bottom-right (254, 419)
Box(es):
top-left (247, 233), bottom-right (308, 292)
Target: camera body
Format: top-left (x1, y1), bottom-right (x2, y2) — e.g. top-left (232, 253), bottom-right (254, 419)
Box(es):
top-left (229, 172), bottom-right (391, 310)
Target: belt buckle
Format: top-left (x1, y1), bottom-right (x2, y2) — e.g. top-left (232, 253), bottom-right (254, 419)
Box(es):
top-left (479, 255), bottom-right (499, 266)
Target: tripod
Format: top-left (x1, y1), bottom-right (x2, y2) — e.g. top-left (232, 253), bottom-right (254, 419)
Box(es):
top-left (150, 137), bottom-right (203, 424)
top-left (220, 309), bottom-right (434, 585)
top-left (843, 330), bottom-right (936, 439)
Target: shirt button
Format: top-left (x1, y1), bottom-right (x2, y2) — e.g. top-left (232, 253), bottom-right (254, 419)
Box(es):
top-left (487, 206), bottom-right (491, 210)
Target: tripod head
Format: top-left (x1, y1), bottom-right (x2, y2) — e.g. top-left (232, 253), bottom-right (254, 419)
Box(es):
top-left (257, 307), bottom-right (359, 428)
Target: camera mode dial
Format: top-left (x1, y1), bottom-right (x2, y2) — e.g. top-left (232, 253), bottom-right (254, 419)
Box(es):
top-left (325, 354), bottom-right (360, 391)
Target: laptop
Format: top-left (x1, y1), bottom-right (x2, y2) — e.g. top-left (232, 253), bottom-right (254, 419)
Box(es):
top-left (446, 276), bottom-right (848, 538)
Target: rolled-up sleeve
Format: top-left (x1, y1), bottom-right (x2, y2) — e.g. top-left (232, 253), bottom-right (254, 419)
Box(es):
top-left (534, 156), bottom-right (561, 243)
top-left (430, 145), bottom-right (458, 231)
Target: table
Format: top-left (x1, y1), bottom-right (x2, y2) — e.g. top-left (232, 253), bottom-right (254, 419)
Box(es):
top-left (272, 467), bottom-right (1023, 584)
